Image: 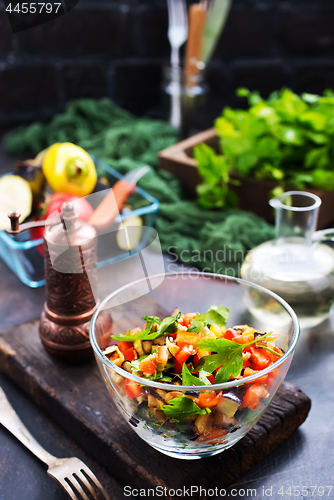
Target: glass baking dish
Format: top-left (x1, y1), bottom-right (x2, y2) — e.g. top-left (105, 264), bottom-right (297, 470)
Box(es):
top-left (0, 157), bottom-right (160, 288)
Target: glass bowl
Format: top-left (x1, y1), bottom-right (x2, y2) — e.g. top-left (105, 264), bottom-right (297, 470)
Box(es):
top-left (89, 271), bottom-right (299, 460)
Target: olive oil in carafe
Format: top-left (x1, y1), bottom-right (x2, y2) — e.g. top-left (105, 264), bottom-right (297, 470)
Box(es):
top-left (241, 239), bottom-right (334, 327)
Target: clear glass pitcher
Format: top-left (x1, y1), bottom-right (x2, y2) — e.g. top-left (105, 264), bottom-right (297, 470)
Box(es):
top-left (241, 191), bottom-right (334, 328)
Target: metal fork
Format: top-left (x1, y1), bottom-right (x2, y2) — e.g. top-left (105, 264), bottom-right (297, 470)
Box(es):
top-left (166, 0), bottom-right (188, 129)
top-left (167, 0), bottom-right (188, 68)
top-left (0, 386), bottom-right (111, 500)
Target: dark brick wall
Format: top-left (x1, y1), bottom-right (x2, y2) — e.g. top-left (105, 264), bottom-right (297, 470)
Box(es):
top-left (1, 0), bottom-right (334, 130)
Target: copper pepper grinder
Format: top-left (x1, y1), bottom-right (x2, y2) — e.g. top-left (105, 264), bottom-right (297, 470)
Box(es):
top-left (7, 202), bottom-right (103, 364)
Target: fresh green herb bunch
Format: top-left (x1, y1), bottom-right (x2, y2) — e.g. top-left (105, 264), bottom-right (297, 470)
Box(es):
top-left (194, 88), bottom-right (334, 209)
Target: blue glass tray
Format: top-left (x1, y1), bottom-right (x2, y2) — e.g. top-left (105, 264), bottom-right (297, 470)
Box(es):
top-left (0, 157), bottom-right (160, 288)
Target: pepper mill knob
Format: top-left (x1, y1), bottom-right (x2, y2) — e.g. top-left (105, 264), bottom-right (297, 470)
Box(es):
top-left (7, 210), bottom-right (21, 232)
top-left (60, 202), bottom-right (79, 230)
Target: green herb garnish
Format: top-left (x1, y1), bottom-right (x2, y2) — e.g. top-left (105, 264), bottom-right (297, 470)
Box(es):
top-left (159, 396), bottom-right (208, 421)
top-left (142, 315), bottom-right (161, 325)
top-left (181, 363), bottom-right (206, 386)
top-left (159, 312), bottom-right (181, 334)
top-left (188, 305), bottom-right (229, 333)
top-left (111, 312), bottom-right (181, 342)
top-left (197, 331), bottom-right (273, 383)
top-left (195, 88), bottom-right (334, 209)
top-left (259, 345), bottom-right (283, 358)
top-left (144, 372), bottom-right (173, 383)
top-left (198, 369), bottom-right (212, 385)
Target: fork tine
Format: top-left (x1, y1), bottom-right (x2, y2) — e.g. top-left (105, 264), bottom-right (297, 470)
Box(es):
top-left (68, 476), bottom-right (91, 500)
top-left (76, 471), bottom-right (100, 500)
top-left (58, 478), bottom-right (80, 500)
top-left (80, 467), bottom-right (112, 500)
top-left (182, 0), bottom-right (188, 31)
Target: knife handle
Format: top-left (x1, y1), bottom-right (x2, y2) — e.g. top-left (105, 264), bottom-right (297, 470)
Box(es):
top-left (184, 3), bottom-right (207, 87)
top-left (89, 180), bottom-right (136, 230)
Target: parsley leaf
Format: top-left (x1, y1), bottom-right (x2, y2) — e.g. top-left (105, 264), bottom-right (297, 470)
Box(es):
top-left (159, 312), bottom-right (181, 335)
top-left (196, 331), bottom-right (273, 383)
top-left (111, 326), bottom-right (159, 342)
top-left (198, 368), bottom-right (212, 385)
top-left (144, 372), bottom-right (173, 383)
top-left (142, 315), bottom-right (161, 325)
top-left (188, 305), bottom-right (229, 333)
top-left (181, 363), bottom-right (206, 386)
top-left (111, 312), bottom-right (181, 342)
top-left (159, 396), bottom-right (208, 421)
top-left (197, 349), bottom-right (242, 384)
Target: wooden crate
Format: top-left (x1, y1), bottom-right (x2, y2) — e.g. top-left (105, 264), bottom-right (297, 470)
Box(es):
top-left (159, 128), bottom-right (334, 228)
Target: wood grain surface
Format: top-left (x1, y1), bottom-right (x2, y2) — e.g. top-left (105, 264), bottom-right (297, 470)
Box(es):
top-left (0, 319), bottom-right (311, 499)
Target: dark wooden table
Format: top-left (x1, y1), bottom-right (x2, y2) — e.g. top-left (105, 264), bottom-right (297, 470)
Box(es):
top-left (1, 151), bottom-right (334, 500)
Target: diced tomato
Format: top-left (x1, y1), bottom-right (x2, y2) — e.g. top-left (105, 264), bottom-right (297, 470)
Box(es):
top-left (250, 346), bottom-right (272, 370)
top-left (178, 318), bottom-right (187, 328)
top-left (157, 346), bottom-right (169, 368)
top-left (195, 391), bottom-right (223, 408)
top-left (193, 355), bottom-right (200, 368)
top-left (174, 347), bottom-right (191, 366)
top-left (176, 331), bottom-right (201, 349)
top-left (267, 347), bottom-right (282, 363)
top-left (265, 368), bottom-right (279, 389)
top-left (124, 379), bottom-right (143, 400)
top-left (193, 349), bottom-right (210, 368)
top-left (173, 358), bottom-right (183, 374)
top-left (255, 374), bottom-right (269, 385)
top-left (118, 341), bottom-right (133, 354)
top-left (123, 347), bottom-right (136, 362)
top-left (178, 313), bottom-right (196, 328)
top-left (139, 355), bottom-right (157, 375)
top-left (241, 383), bottom-right (268, 410)
top-left (198, 427), bottom-right (228, 443)
top-left (223, 329), bottom-right (238, 340)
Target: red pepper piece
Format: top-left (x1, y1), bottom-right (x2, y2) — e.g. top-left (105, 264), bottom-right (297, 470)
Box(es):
top-left (157, 346), bottom-right (169, 367)
top-left (124, 379), bottom-right (143, 400)
top-left (118, 341), bottom-right (133, 354)
top-left (241, 383), bottom-right (268, 410)
top-left (250, 346), bottom-right (272, 370)
top-left (139, 355), bottom-right (157, 375)
top-left (123, 347), bottom-right (136, 362)
top-left (195, 391), bottom-right (223, 408)
top-left (174, 347), bottom-right (191, 366)
top-left (176, 331), bottom-right (201, 349)
top-left (193, 349), bottom-right (209, 368)
top-left (223, 329), bottom-right (238, 340)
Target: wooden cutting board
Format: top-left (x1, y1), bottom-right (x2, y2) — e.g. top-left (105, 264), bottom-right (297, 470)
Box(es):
top-left (0, 319), bottom-right (311, 499)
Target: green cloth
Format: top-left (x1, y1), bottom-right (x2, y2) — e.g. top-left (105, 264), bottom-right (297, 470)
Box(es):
top-left (156, 202), bottom-right (274, 275)
top-left (4, 98), bottom-right (275, 275)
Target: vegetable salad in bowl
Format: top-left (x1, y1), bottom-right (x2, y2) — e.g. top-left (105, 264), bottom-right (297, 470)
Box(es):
top-left (90, 272), bottom-right (299, 459)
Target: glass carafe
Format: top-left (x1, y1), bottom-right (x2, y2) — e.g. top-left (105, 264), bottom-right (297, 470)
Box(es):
top-left (241, 191), bottom-right (334, 328)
